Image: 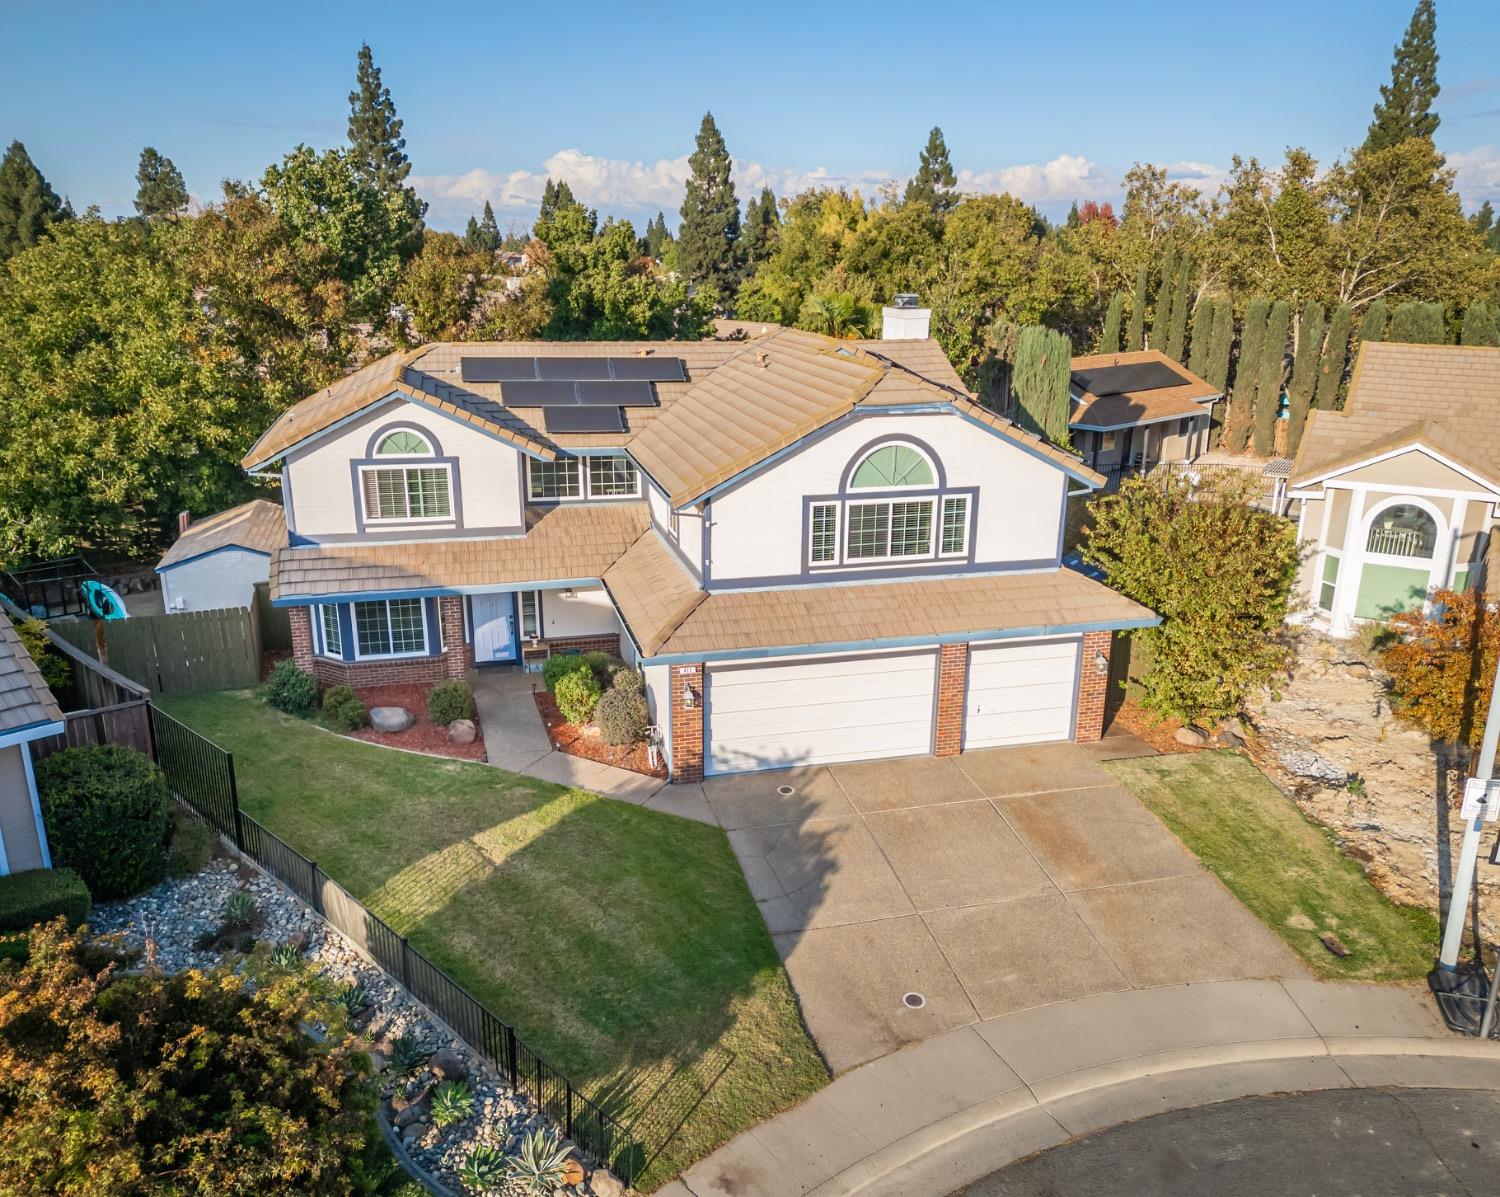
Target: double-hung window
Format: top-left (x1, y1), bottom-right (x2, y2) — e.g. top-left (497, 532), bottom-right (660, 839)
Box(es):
top-left (940, 496), bottom-right (969, 556)
top-left (519, 590), bottom-right (542, 639)
top-left (810, 503), bottom-right (839, 564)
top-left (318, 604), bottom-right (342, 656)
top-left (353, 598), bottom-right (428, 658)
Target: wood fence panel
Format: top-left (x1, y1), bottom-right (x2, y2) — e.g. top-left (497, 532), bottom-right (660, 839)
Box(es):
top-left (253, 582), bottom-right (292, 653)
top-left (30, 701), bottom-right (153, 761)
top-left (47, 609), bottom-right (258, 695)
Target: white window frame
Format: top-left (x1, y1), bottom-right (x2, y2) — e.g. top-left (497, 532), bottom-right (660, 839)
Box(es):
top-left (352, 598), bottom-right (430, 660)
top-left (317, 604), bottom-right (343, 658)
top-left (843, 498), bottom-right (937, 563)
top-left (359, 463), bottom-right (454, 524)
top-left (809, 502), bottom-right (839, 564)
top-left (1316, 551), bottom-right (1341, 613)
top-left (519, 590), bottom-right (542, 639)
top-left (527, 454), bottom-right (641, 502)
top-left (939, 495), bottom-right (970, 558)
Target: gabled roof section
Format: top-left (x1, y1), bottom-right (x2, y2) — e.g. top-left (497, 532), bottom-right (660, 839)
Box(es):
top-left (157, 500), bottom-right (285, 570)
top-left (1292, 342), bottom-right (1500, 487)
top-left (1068, 349), bottom-right (1220, 431)
top-left (0, 614), bottom-right (63, 735)
top-left (602, 530), bottom-right (706, 657)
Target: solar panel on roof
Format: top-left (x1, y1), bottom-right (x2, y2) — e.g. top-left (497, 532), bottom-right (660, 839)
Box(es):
top-left (544, 406), bottom-right (627, 433)
top-left (1073, 361), bottom-right (1190, 396)
top-left (607, 357), bottom-right (687, 382)
top-left (500, 381), bottom-right (581, 406)
top-left (539, 357), bottom-right (612, 381)
top-left (460, 357), bottom-right (539, 383)
top-left (577, 381), bottom-right (657, 407)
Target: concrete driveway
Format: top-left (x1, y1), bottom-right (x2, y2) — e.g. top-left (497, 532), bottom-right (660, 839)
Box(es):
top-left (704, 743), bottom-right (1305, 1074)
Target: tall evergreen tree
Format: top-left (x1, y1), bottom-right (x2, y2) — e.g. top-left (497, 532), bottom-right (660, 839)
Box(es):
top-left (1285, 300), bottom-right (1325, 455)
top-left (134, 147), bottom-right (188, 219)
top-left (1164, 255), bottom-right (1192, 362)
top-left (903, 127), bottom-right (958, 214)
top-left (1472, 201), bottom-right (1500, 252)
top-left (1315, 304), bottom-right (1354, 411)
top-left (740, 186), bottom-right (780, 271)
top-left (1187, 296), bottom-right (1215, 377)
top-left (677, 112), bottom-right (741, 293)
top-left (1227, 298), bottom-right (1269, 453)
top-left (1252, 300), bottom-right (1290, 456)
top-left (1149, 243), bottom-right (1177, 349)
top-left (1013, 325), bottom-right (1073, 446)
top-left (0, 141), bottom-right (70, 260)
top-left (464, 201), bottom-right (501, 253)
top-left (1065, 200), bottom-right (1081, 228)
top-left (1364, 0), bottom-right (1440, 152)
top-left (1361, 297), bottom-right (1389, 344)
top-left (1461, 300), bottom-right (1500, 347)
top-left (345, 43), bottom-right (425, 249)
top-left (1125, 264), bottom-right (1148, 351)
top-left (1099, 292), bottom-right (1125, 354)
top-left (642, 211), bottom-right (673, 260)
top-left (1388, 298), bottom-right (1446, 343)
top-left (534, 179), bottom-right (595, 244)
top-left (1205, 298), bottom-right (1234, 395)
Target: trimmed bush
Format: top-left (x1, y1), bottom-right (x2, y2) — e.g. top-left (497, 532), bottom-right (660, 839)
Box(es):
top-left (582, 650), bottom-right (616, 685)
top-left (264, 659), bottom-right (318, 716)
top-left (610, 666), bottom-right (644, 693)
top-left (333, 697), bottom-right (369, 730)
top-left (428, 679), bottom-right (475, 725)
top-left (542, 653), bottom-right (591, 692)
top-left (554, 669), bottom-right (602, 724)
top-left (0, 867), bottom-right (91, 932)
top-left (166, 809), bottom-right (216, 878)
top-left (36, 745), bottom-right (170, 900)
top-left (596, 686), bottom-right (649, 746)
top-left (320, 683), bottom-right (356, 712)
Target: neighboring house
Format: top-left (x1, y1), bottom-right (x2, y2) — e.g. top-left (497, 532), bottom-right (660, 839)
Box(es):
top-left (1288, 342), bottom-right (1500, 636)
top-left (1069, 350), bottom-right (1221, 475)
top-left (238, 309), bottom-right (1155, 781)
top-left (156, 500), bottom-right (285, 612)
top-left (0, 618), bottom-right (61, 874)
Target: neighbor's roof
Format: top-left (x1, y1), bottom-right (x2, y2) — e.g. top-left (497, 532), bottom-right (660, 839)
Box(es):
top-left (158, 499), bottom-right (286, 571)
top-left (1069, 349), bottom-right (1220, 431)
top-left (1292, 342), bottom-right (1500, 486)
top-left (0, 616), bottom-right (63, 736)
top-left (270, 503), bottom-right (649, 602)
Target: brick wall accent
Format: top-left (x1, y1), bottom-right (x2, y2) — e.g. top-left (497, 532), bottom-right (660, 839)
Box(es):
top-left (438, 596), bottom-right (472, 679)
top-left (670, 663), bottom-right (704, 783)
top-left (289, 606), bottom-right (314, 673)
top-left (1074, 631), bottom-right (1112, 743)
top-left (311, 654), bottom-right (448, 689)
top-left (934, 642), bottom-right (968, 756)
top-left (543, 634), bottom-right (621, 657)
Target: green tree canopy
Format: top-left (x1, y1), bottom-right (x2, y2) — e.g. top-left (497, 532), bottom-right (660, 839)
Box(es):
top-left (0, 141), bottom-right (70, 260)
top-left (642, 210), bottom-right (673, 260)
top-left (1364, 0), bottom-right (1440, 152)
top-left (464, 200), bottom-right (501, 253)
top-left (345, 42), bottom-right (425, 256)
top-left (903, 126), bottom-right (958, 214)
top-left (393, 229), bottom-right (493, 342)
top-left (740, 186), bottom-right (780, 272)
top-left (134, 147), bottom-right (188, 219)
top-left (1461, 300), bottom-right (1500, 347)
top-left (677, 112), bottom-right (741, 292)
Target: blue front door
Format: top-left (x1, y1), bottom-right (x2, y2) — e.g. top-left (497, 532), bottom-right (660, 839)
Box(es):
top-left (471, 593), bottom-right (517, 663)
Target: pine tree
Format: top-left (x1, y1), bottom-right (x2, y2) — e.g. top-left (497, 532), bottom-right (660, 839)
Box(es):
top-left (642, 211), bottom-right (673, 260)
top-left (1149, 243), bottom-right (1177, 349)
top-left (1364, 0), bottom-right (1440, 152)
top-left (1125, 264), bottom-right (1148, 351)
top-left (1227, 298), bottom-right (1269, 453)
top-left (534, 179), bottom-right (596, 244)
top-left (345, 42), bottom-right (425, 250)
top-left (1187, 296), bottom-right (1215, 377)
top-left (134, 147), bottom-right (188, 219)
top-left (903, 127), bottom-right (958, 214)
top-left (1361, 297), bottom-right (1389, 344)
top-left (1066, 200), bottom-right (1081, 228)
top-left (1252, 300), bottom-right (1290, 457)
top-left (677, 112), bottom-right (741, 294)
top-left (1285, 301), bottom-right (1325, 455)
top-left (1013, 326), bottom-right (1073, 446)
top-left (1315, 304), bottom-right (1354, 411)
top-left (465, 201), bottom-right (501, 253)
top-left (1205, 298), bottom-right (1234, 394)
top-left (1461, 301), bottom-right (1500, 347)
top-left (0, 141), bottom-right (70, 260)
top-left (740, 186), bottom-right (780, 270)
top-left (1099, 292), bottom-right (1125, 354)
top-left (1164, 255), bottom-right (1192, 362)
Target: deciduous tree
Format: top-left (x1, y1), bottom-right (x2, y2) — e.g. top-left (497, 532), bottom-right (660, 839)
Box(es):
top-left (392, 230), bottom-right (493, 342)
top-left (133, 147), bottom-right (188, 219)
top-left (1383, 587), bottom-right (1499, 750)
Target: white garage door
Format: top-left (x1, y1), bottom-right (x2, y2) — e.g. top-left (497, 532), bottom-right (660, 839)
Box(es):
top-left (706, 650), bottom-right (937, 775)
top-left (963, 637), bottom-right (1079, 750)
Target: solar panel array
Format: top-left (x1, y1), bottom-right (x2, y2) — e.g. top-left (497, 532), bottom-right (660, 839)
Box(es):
top-left (501, 380), bottom-right (658, 408)
top-left (544, 406), bottom-right (627, 434)
top-left (459, 355), bottom-right (687, 435)
top-left (1072, 361), bottom-right (1190, 396)
top-left (460, 356), bottom-right (687, 384)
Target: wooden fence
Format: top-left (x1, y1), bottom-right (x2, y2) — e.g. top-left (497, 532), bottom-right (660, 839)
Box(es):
top-left (253, 582), bottom-right (292, 653)
top-left (52, 606), bottom-right (261, 695)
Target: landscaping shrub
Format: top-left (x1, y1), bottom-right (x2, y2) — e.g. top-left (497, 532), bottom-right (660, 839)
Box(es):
top-left (542, 653), bottom-right (591, 692)
top-left (35, 744), bottom-right (170, 900)
top-left (507, 1129), bottom-right (571, 1195)
top-left (1383, 587), bottom-right (1500, 748)
top-left (333, 696), bottom-right (370, 730)
top-left (430, 1079), bottom-right (474, 1127)
top-left (610, 665), bottom-right (644, 693)
top-left (322, 683), bottom-right (357, 712)
top-left (165, 808), bottom-right (217, 878)
top-left (428, 679), bottom-right (475, 725)
top-left (459, 1145), bottom-right (507, 1191)
top-left (596, 686), bottom-right (649, 746)
top-left (0, 867), bottom-right (90, 932)
top-left (581, 650), bottom-right (615, 684)
top-left (554, 669), bottom-right (602, 724)
top-left (10, 614), bottom-right (70, 691)
top-left (265, 659), bottom-right (319, 716)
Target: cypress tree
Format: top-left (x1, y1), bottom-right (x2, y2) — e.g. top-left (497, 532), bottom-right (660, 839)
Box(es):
top-left (1187, 296), bottom-right (1215, 377)
top-left (677, 112), bottom-right (741, 293)
top-left (134, 147), bottom-right (188, 219)
top-left (740, 186), bottom-right (780, 270)
top-left (1013, 326), bottom-right (1073, 446)
top-left (903, 127), bottom-right (958, 214)
top-left (1315, 304), bottom-right (1354, 411)
top-left (1099, 292), bottom-right (1125, 354)
top-left (1205, 298), bottom-right (1234, 394)
top-left (1461, 301), bottom-right (1500, 347)
top-left (1227, 298), bottom-right (1269, 453)
top-left (1286, 301), bottom-right (1326, 455)
top-left (1125, 264), bottom-right (1148, 351)
top-left (0, 141), bottom-right (70, 260)
top-left (1360, 297), bottom-right (1389, 344)
top-left (1364, 0), bottom-right (1440, 152)
top-left (1164, 255), bottom-right (1192, 362)
top-left (1149, 243), bottom-right (1177, 349)
top-left (1253, 300), bottom-right (1291, 457)
top-left (1388, 299), bottom-right (1446, 343)
top-left (1066, 200), bottom-right (1081, 227)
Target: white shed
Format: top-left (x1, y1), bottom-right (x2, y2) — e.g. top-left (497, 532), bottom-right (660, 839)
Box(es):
top-left (156, 500), bottom-right (285, 613)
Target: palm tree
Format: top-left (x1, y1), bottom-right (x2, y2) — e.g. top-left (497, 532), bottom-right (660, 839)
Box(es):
top-left (799, 291), bottom-right (873, 338)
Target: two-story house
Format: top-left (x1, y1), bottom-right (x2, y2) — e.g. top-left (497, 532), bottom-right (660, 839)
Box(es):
top-left (236, 315), bottom-right (1155, 782)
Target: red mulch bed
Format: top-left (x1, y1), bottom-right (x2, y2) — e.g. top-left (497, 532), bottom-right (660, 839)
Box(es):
top-left (335, 682), bottom-right (487, 762)
top-left (535, 692), bottom-right (666, 779)
top-left (1111, 699), bottom-right (1198, 754)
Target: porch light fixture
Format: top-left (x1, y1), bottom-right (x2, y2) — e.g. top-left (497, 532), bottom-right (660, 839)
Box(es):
top-left (562, 587), bottom-right (575, 599)
top-left (683, 684), bottom-right (697, 709)
top-left (1093, 649), bottom-right (1108, 674)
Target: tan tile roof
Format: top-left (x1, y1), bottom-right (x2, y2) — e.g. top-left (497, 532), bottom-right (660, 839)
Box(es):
top-left (1292, 342), bottom-right (1500, 485)
top-left (1069, 349), bottom-right (1219, 431)
top-left (270, 503), bottom-right (649, 601)
top-left (158, 500), bottom-right (286, 570)
top-left (602, 531), bottom-right (707, 656)
top-left (0, 615), bottom-right (63, 735)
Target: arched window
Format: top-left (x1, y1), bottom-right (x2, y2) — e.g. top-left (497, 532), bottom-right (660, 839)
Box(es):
top-left (376, 428), bottom-right (432, 456)
top-left (850, 443), bottom-right (934, 488)
top-left (1365, 503), bottom-right (1437, 558)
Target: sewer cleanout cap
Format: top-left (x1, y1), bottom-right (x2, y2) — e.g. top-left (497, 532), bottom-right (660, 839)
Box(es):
top-left (902, 992), bottom-right (926, 1010)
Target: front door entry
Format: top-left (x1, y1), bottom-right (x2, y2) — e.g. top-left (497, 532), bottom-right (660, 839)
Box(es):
top-left (471, 594), bottom-right (517, 663)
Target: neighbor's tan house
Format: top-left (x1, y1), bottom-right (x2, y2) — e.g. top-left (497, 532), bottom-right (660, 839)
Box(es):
top-left (1287, 341), bottom-right (1500, 636)
top-left (0, 617), bottom-right (62, 875)
top-left (1068, 349), bottom-right (1222, 476)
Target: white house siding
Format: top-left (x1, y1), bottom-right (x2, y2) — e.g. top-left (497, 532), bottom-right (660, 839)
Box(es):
top-left (0, 745), bottom-right (45, 874)
top-left (285, 399), bottom-right (524, 539)
top-left (706, 413), bottom-right (1066, 584)
top-left (963, 638), bottom-right (1079, 750)
top-left (539, 586), bottom-right (620, 639)
top-left (160, 549), bottom-right (270, 613)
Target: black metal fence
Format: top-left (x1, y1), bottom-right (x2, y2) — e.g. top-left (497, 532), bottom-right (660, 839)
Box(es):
top-left (147, 704), bottom-right (643, 1183)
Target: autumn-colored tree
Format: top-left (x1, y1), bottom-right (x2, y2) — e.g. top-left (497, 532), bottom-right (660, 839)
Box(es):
top-left (1077, 200), bottom-right (1117, 227)
top-left (1383, 588), bottom-right (1500, 750)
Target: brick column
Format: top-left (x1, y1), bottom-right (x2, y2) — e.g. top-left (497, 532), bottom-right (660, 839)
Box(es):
top-left (670, 663), bottom-right (704, 783)
top-left (1074, 631), bottom-right (1112, 743)
top-left (289, 606), bottom-right (315, 673)
top-left (438, 596), bottom-right (471, 679)
top-left (934, 643), bottom-right (968, 756)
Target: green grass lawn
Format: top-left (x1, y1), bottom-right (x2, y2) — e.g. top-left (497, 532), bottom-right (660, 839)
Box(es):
top-left (160, 690), bottom-right (826, 1188)
top-left (1106, 751), bottom-right (1438, 983)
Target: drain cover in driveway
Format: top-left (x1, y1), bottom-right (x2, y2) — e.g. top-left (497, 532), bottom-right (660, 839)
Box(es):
top-left (902, 992), bottom-right (926, 1009)
top-left (777, 785), bottom-right (795, 796)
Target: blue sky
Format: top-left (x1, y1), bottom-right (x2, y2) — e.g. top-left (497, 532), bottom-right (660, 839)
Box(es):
top-left (6, 0), bottom-right (1499, 233)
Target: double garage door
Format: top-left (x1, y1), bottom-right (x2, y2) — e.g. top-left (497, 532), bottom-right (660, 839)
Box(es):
top-left (703, 636), bottom-right (1081, 775)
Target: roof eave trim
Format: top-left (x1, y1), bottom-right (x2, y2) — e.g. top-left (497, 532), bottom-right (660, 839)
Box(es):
top-left (271, 576), bottom-right (605, 607)
top-left (158, 544), bottom-right (275, 573)
top-left (1292, 440), bottom-right (1500, 494)
top-left (0, 718), bottom-right (67, 749)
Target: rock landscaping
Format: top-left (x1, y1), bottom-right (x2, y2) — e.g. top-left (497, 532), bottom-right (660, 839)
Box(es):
top-left (92, 846), bottom-right (629, 1196)
top-left (340, 681), bottom-right (488, 762)
top-left (535, 691), bottom-right (665, 779)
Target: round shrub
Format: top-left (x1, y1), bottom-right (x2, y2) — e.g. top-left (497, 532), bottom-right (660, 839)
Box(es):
top-left (333, 697), bottom-right (369, 730)
top-left (595, 686), bottom-right (648, 746)
top-left (554, 669), bottom-right (602, 724)
top-left (610, 666), bottom-right (644, 693)
top-left (542, 653), bottom-right (592, 692)
top-left (581, 650), bottom-right (615, 682)
top-left (264, 659), bottom-right (318, 717)
top-left (428, 679), bottom-right (475, 725)
top-left (35, 745), bottom-right (170, 899)
top-left (321, 683), bottom-right (356, 712)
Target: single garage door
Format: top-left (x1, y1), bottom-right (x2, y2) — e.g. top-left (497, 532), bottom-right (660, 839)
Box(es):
top-left (706, 649), bottom-right (937, 775)
top-left (963, 637), bottom-right (1079, 750)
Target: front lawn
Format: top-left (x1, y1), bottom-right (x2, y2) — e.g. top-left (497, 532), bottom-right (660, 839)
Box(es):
top-left (160, 690), bottom-right (826, 1187)
top-left (1106, 751), bottom-right (1437, 983)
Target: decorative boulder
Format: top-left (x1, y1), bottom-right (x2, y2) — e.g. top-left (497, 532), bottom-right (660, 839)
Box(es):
top-left (369, 706), bottom-right (415, 733)
top-left (591, 1169), bottom-right (626, 1197)
top-left (429, 1048), bottom-right (467, 1082)
top-left (562, 1158), bottom-right (586, 1186)
top-left (1174, 725), bottom-right (1211, 748)
top-left (448, 718), bottom-right (477, 745)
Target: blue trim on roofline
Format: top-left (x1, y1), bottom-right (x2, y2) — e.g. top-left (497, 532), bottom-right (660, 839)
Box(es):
top-left (272, 577), bottom-right (604, 607)
top-left (0, 718), bottom-right (67, 749)
top-left (157, 544), bottom-right (274, 573)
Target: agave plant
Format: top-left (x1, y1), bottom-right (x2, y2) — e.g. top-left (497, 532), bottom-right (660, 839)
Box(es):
top-left (270, 942), bottom-right (302, 970)
top-left (333, 980), bottom-right (368, 1017)
top-left (221, 891), bottom-right (257, 929)
top-left (457, 1143), bottom-right (507, 1192)
top-left (506, 1129), bottom-right (571, 1195)
top-left (386, 1033), bottom-right (426, 1075)
top-left (430, 1079), bottom-right (475, 1128)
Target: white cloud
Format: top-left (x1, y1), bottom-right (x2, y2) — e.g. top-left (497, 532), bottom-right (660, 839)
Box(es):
top-left (958, 154), bottom-right (1112, 205)
top-left (1449, 145), bottom-right (1500, 208)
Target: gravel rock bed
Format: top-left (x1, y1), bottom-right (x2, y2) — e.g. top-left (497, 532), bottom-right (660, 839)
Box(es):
top-left (92, 853), bottom-right (627, 1197)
